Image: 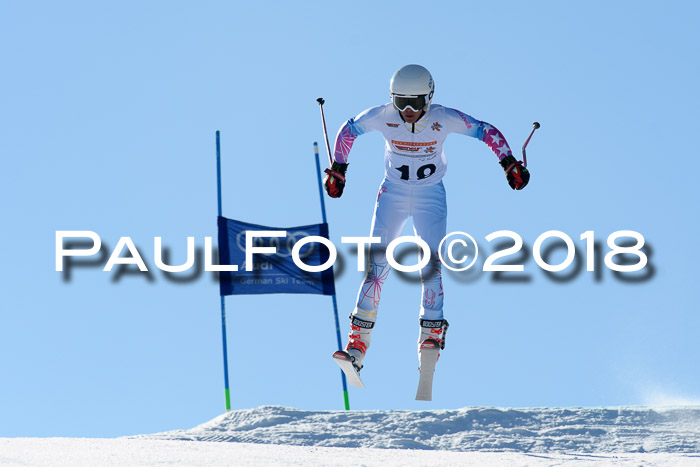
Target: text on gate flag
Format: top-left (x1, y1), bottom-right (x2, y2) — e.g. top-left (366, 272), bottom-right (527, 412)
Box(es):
top-left (217, 216), bottom-right (336, 296)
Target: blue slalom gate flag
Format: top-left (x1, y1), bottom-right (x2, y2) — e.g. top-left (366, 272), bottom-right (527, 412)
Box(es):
top-left (217, 216), bottom-right (336, 296)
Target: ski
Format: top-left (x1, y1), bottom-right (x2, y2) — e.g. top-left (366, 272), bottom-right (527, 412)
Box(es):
top-left (332, 350), bottom-right (365, 389)
top-left (415, 339), bottom-right (440, 401)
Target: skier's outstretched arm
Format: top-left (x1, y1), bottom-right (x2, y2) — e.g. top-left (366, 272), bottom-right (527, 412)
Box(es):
top-left (445, 107), bottom-right (530, 190)
top-left (324, 105), bottom-right (386, 198)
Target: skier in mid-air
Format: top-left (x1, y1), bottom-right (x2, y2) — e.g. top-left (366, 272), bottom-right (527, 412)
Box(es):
top-left (324, 64), bottom-right (530, 393)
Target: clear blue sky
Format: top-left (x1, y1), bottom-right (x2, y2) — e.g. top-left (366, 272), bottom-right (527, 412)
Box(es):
top-left (1, 1), bottom-right (698, 437)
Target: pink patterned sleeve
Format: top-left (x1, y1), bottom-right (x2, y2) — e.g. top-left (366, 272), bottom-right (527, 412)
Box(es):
top-left (480, 122), bottom-right (513, 161)
top-left (444, 107), bottom-right (513, 161)
top-left (333, 121), bottom-right (357, 163)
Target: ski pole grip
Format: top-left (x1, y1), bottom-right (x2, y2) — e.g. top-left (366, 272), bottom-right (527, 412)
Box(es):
top-left (324, 167), bottom-right (346, 183)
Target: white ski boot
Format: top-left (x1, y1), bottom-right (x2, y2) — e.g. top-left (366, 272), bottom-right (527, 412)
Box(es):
top-left (332, 315), bottom-right (374, 388)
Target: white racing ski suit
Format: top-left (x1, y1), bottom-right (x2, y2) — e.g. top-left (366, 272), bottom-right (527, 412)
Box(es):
top-left (333, 102), bottom-right (513, 358)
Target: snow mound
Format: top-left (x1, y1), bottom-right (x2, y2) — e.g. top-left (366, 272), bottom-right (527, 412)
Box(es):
top-left (136, 406), bottom-right (700, 453)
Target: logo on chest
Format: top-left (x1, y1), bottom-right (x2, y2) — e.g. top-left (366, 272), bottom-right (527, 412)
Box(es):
top-left (386, 123), bottom-right (400, 128)
top-left (391, 140), bottom-right (438, 153)
top-left (431, 122), bottom-right (443, 131)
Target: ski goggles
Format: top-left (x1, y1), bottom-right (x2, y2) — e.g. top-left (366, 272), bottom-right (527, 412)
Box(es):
top-left (392, 94), bottom-right (427, 112)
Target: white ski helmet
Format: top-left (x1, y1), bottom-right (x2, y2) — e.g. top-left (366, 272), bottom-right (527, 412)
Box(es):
top-left (389, 64), bottom-right (434, 112)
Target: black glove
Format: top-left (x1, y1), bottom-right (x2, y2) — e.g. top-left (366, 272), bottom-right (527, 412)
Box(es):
top-left (324, 161), bottom-right (349, 198)
top-left (499, 155), bottom-right (530, 190)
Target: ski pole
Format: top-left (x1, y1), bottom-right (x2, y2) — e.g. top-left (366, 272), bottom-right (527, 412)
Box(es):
top-left (521, 121), bottom-right (540, 168)
top-left (316, 98), bottom-right (334, 167)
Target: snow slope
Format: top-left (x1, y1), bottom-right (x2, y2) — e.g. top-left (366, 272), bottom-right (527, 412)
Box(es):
top-left (138, 405), bottom-right (700, 453)
top-left (2, 406), bottom-right (698, 466)
top-left (1, 438), bottom-right (698, 466)
top-left (2, 438), bottom-right (698, 466)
